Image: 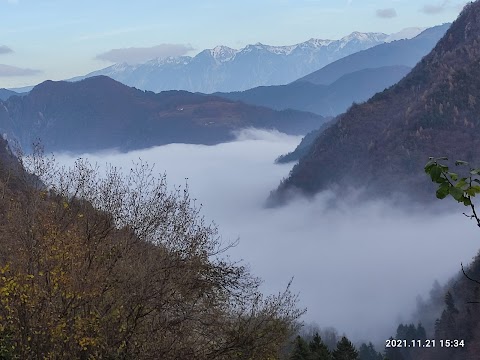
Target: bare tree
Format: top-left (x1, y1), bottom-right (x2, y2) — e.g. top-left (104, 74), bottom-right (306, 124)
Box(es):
top-left (0, 146), bottom-right (304, 359)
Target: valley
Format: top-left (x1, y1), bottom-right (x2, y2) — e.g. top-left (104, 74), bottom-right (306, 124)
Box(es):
top-left (0, 1), bottom-right (479, 359)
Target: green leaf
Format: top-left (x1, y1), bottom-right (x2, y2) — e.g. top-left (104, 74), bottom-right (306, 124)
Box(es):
top-left (466, 188), bottom-right (476, 197)
top-left (439, 164), bottom-right (449, 172)
top-left (436, 183), bottom-right (450, 199)
top-left (456, 160), bottom-right (469, 166)
top-left (471, 169), bottom-right (480, 175)
top-left (463, 197), bottom-right (472, 206)
top-left (456, 178), bottom-right (468, 189)
top-left (449, 172), bottom-right (459, 181)
top-left (449, 187), bottom-right (464, 202)
top-left (429, 166), bottom-right (443, 183)
top-left (424, 162), bottom-right (435, 174)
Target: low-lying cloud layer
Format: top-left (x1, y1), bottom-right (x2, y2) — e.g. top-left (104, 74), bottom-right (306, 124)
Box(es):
top-left (96, 44), bottom-right (194, 64)
top-left (54, 130), bottom-right (480, 344)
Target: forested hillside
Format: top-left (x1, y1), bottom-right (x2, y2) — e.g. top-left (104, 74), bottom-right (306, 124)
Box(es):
top-left (272, 1), bottom-right (480, 204)
top-left (0, 138), bottom-right (303, 358)
top-left (0, 76), bottom-right (325, 153)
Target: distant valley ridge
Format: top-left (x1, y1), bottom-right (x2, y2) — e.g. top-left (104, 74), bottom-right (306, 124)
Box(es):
top-left (0, 76), bottom-right (327, 154)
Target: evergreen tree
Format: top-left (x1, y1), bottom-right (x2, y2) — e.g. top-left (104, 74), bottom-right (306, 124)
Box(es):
top-left (291, 335), bottom-right (311, 360)
top-left (309, 332), bottom-right (331, 360)
top-left (332, 336), bottom-right (358, 360)
top-left (444, 291), bottom-right (459, 314)
top-left (384, 337), bottom-right (404, 360)
top-left (416, 323), bottom-right (427, 341)
top-left (358, 342), bottom-right (382, 360)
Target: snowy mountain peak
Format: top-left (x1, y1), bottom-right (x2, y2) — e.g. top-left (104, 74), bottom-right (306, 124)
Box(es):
top-left (146, 56), bottom-right (192, 66)
top-left (240, 43), bottom-right (297, 55)
top-left (302, 38), bottom-right (334, 48)
top-left (77, 24), bottom-right (442, 93)
top-left (340, 31), bottom-right (389, 43)
top-left (210, 45), bottom-right (238, 63)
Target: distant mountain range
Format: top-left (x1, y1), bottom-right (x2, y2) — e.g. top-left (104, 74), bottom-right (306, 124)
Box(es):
top-left (297, 23), bottom-right (450, 86)
top-left (72, 31), bottom-right (396, 93)
top-left (0, 76), bottom-right (326, 153)
top-left (215, 65), bottom-right (411, 116)
top-left (211, 26), bottom-right (447, 119)
top-left (269, 5), bottom-right (480, 204)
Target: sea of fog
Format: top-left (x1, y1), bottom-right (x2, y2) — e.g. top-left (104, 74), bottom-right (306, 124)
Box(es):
top-left (53, 129), bottom-right (480, 345)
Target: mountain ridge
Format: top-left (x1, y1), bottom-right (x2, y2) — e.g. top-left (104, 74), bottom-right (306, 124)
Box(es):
top-left (73, 31), bottom-right (390, 93)
top-left (214, 65), bottom-right (411, 116)
top-left (296, 23), bottom-right (450, 86)
top-left (0, 76), bottom-right (326, 154)
top-left (270, 3), bottom-right (480, 204)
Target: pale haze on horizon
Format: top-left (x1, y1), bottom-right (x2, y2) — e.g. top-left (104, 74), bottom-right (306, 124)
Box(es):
top-left (0, 0), bottom-right (468, 88)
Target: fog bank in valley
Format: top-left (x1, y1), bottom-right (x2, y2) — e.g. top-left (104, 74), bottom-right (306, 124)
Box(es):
top-left (54, 129), bottom-right (480, 344)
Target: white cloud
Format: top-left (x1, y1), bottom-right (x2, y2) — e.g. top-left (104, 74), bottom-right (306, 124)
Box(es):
top-left (376, 8), bottom-right (398, 18)
top-left (421, 0), bottom-right (450, 14)
top-left (0, 45), bottom-right (13, 55)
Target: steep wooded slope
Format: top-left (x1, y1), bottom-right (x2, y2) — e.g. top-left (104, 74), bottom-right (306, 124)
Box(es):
top-left (273, 2), bottom-right (480, 203)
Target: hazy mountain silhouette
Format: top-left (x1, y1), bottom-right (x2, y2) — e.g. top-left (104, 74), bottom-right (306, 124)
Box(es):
top-left (215, 65), bottom-right (411, 116)
top-left (296, 24), bottom-right (450, 86)
top-left (0, 76), bottom-right (326, 153)
top-left (74, 32), bottom-right (388, 93)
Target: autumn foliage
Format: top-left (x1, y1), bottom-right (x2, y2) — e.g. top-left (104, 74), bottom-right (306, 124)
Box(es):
top-left (0, 143), bottom-right (302, 359)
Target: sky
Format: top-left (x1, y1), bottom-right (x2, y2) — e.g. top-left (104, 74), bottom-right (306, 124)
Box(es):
top-left (0, 0), bottom-right (469, 88)
top-left (53, 129), bottom-right (480, 346)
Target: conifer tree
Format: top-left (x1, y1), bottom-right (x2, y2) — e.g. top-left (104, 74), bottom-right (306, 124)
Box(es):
top-left (290, 335), bottom-right (311, 360)
top-left (416, 323), bottom-right (427, 341)
top-left (309, 332), bottom-right (332, 360)
top-left (358, 342), bottom-right (382, 360)
top-left (332, 336), bottom-right (358, 360)
top-left (384, 337), bottom-right (404, 360)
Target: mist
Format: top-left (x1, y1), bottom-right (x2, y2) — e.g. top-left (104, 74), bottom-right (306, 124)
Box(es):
top-left (53, 129), bottom-right (480, 345)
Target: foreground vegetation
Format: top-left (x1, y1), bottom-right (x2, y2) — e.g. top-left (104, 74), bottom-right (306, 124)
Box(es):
top-left (0, 142), bottom-right (303, 359)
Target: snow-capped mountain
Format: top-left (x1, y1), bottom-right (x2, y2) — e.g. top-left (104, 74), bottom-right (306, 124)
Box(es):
top-left (209, 46), bottom-right (237, 63)
top-left (80, 31), bottom-right (389, 93)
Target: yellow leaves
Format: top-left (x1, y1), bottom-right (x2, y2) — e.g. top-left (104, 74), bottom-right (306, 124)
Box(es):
top-left (78, 336), bottom-right (97, 350)
top-left (0, 264), bottom-right (10, 275)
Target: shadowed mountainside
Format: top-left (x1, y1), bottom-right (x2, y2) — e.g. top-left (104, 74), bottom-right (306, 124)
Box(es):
top-left (0, 76), bottom-right (326, 153)
top-left (214, 66), bottom-right (411, 117)
top-left (296, 24), bottom-right (450, 86)
top-left (271, 2), bottom-right (480, 204)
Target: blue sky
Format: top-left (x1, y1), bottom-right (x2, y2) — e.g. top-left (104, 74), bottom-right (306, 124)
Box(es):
top-left (0, 0), bottom-right (468, 88)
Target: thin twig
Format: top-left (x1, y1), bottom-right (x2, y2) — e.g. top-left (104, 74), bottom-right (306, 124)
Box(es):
top-left (461, 262), bottom-right (480, 285)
